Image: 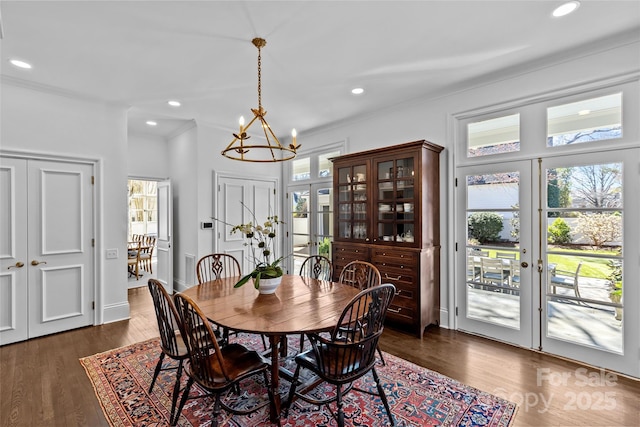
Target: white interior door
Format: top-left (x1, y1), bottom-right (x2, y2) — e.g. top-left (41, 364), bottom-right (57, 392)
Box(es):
top-left (0, 158), bottom-right (28, 344)
top-left (216, 176), bottom-right (277, 274)
top-left (1, 157), bottom-right (95, 344)
top-left (156, 179), bottom-right (173, 293)
top-left (456, 160), bottom-right (533, 348)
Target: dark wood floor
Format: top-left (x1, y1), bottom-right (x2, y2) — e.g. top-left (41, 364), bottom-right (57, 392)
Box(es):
top-left (1, 286), bottom-right (638, 426)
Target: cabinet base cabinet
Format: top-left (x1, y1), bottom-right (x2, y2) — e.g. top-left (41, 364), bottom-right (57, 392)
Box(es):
top-left (333, 242), bottom-right (440, 338)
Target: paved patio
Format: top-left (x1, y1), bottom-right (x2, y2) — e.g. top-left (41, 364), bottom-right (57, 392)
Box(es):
top-left (466, 277), bottom-right (622, 353)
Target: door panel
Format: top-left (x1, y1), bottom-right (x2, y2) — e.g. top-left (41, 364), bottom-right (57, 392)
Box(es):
top-left (156, 180), bottom-right (173, 293)
top-left (456, 161), bottom-right (533, 348)
top-left (539, 149), bottom-right (639, 378)
top-left (216, 176), bottom-right (277, 275)
top-left (27, 160), bottom-right (94, 338)
top-left (0, 158), bottom-right (28, 344)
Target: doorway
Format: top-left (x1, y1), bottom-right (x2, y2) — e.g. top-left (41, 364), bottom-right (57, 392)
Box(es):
top-left (288, 183), bottom-right (334, 275)
top-left (127, 179), bottom-right (158, 288)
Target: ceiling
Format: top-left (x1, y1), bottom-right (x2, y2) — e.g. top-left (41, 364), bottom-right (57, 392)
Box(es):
top-left (2, 1), bottom-right (639, 141)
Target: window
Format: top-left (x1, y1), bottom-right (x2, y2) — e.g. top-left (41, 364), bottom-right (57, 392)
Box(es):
top-left (128, 179), bottom-right (157, 239)
top-left (467, 113), bottom-right (520, 158)
top-left (547, 93), bottom-right (622, 147)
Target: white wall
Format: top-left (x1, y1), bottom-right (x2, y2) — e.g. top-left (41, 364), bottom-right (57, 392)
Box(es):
top-left (1, 81), bottom-right (130, 323)
top-left (127, 132), bottom-right (169, 179)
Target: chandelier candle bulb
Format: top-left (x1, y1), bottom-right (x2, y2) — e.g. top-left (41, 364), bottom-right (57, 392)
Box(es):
top-left (239, 116), bottom-right (245, 133)
top-left (292, 129), bottom-right (297, 145)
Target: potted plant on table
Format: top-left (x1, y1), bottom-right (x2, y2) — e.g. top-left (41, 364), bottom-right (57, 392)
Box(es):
top-left (228, 205), bottom-right (285, 294)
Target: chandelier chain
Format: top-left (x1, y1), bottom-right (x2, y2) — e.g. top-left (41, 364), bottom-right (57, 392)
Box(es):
top-left (256, 42), bottom-right (262, 111)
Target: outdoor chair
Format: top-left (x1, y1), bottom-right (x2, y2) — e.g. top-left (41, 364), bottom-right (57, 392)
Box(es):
top-left (549, 262), bottom-right (583, 300)
top-left (284, 284), bottom-right (397, 427)
top-left (173, 293), bottom-right (274, 427)
top-left (481, 257), bottom-right (509, 287)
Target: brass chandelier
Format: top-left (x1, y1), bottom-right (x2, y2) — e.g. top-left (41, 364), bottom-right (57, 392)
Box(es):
top-left (222, 37), bottom-right (299, 162)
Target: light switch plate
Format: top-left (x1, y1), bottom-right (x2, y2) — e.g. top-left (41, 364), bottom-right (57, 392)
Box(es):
top-left (106, 249), bottom-right (118, 259)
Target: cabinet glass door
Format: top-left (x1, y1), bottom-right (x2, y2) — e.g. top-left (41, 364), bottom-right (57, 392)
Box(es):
top-left (375, 156), bottom-right (416, 244)
top-left (337, 164), bottom-right (368, 241)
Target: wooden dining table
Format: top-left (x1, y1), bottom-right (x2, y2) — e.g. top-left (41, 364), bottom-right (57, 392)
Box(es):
top-left (180, 274), bottom-right (362, 424)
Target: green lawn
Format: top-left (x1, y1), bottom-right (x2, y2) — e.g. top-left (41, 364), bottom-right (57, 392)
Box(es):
top-left (547, 247), bottom-right (617, 280)
top-left (485, 247), bottom-right (618, 280)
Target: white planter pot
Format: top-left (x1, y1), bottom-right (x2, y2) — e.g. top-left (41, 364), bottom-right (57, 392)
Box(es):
top-left (257, 276), bottom-right (282, 295)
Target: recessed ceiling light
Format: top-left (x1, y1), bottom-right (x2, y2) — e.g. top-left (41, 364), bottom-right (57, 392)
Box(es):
top-left (9, 59), bottom-right (32, 69)
top-left (578, 109), bottom-right (591, 116)
top-left (553, 1), bottom-right (580, 17)
top-left (168, 100), bottom-right (181, 107)
top-left (146, 121), bottom-right (158, 126)
top-left (351, 88), bottom-right (364, 95)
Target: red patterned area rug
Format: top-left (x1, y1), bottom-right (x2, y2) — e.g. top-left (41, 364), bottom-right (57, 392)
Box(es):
top-left (80, 335), bottom-right (517, 426)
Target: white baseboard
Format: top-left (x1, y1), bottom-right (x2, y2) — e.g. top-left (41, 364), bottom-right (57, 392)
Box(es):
top-left (439, 308), bottom-right (450, 329)
top-left (103, 301), bottom-right (130, 323)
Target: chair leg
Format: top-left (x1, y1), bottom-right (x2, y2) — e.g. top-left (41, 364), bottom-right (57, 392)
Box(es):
top-left (284, 364), bottom-right (302, 418)
top-left (372, 367), bottom-right (395, 426)
top-left (336, 384), bottom-right (344, 427)
top-left (172, 377), bottom-right (193, 426)
top-left (169, 360), bottom-right (184, 424)
top-left (212, 394), bottom-right (222, 427)
top-left (148, 352), bottom-right (165, 393)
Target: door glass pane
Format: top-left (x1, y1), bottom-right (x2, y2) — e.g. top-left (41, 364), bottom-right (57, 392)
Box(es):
top-left (545, 162), bottom-right (623, 353)
top-left (547, 93), bottom-right (622, 147)
top-left (467, 114), bottom-right (520, 158)
top-left (466, 172), bottom-right (520, 328)
top-left (316, 186), bottom-right (333, 260)
top-left (291, 189), bottom-right (310, 273)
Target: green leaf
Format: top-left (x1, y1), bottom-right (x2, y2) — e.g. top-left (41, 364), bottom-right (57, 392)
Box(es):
top-left (234, 273), bottom-right (253, 288)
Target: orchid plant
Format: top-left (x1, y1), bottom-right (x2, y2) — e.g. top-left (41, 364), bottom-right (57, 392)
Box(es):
top-left (227, 204), bottom-right (285, 289)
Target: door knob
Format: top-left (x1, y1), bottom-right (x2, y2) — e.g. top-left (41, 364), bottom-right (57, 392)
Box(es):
top-left (521, 261), bottom-right (529, 268)
top-left (31, 260), bottom-right (47, 266)
top-left (7, 262), bottom-right (25, 269)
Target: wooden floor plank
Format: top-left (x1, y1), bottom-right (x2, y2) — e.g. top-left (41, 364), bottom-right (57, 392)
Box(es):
top-left (0, 286), bottom-right (637, 426)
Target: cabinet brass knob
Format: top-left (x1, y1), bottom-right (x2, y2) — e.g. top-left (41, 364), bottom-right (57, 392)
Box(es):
top-left (7, 262), bottom-right (25, 269)
top-left (31, 260), bottom-right (47, 266)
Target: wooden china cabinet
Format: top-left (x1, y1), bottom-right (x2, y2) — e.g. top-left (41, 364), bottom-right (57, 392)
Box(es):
top-left (331, 140), bottom-right (443, 338)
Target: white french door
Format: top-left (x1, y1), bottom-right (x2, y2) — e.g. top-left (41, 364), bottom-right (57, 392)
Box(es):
top-left (456, 160), bottom-right (533, 348)
top-left (288, 183), bottom-right (333, 275)
top-left (456, 149), bottom-right (639, 378)
top-left (1, 157), bottom-right (95, 345)
top-left (538, 149), bottom-right (639, 378)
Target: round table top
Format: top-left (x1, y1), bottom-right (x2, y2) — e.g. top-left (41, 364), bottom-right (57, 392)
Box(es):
top-left (180, 274), bottom-right (361, 336)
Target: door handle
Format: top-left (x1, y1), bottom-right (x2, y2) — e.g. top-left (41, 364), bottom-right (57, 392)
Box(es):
top-left (7, 262), bottom-right (25, 269)
top-left (31, 260), bottom-right (47, 266)
top-left (521, 261), bottom-right (529, 268)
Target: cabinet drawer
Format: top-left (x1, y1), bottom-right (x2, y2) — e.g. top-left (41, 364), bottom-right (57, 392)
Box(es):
top-left (386, 304), bottom-right (415, 324)
top-left (371, 248), bottom-right (418, 266)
